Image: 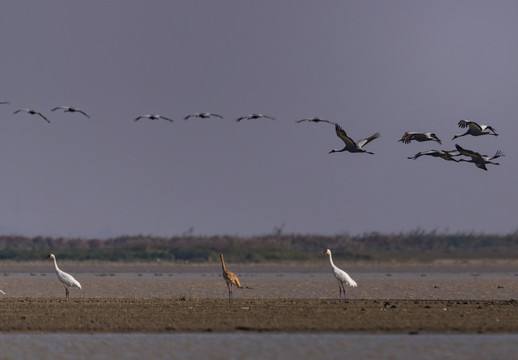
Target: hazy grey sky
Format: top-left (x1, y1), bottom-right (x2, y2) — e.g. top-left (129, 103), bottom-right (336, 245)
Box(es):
top-left (1, 1), bottom-right (517, 238)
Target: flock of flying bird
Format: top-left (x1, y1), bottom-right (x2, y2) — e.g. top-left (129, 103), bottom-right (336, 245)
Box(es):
top-left (0, 103), bottom-right (505, 296)
top-left (0, 101), bottom-right (504, 171)
top-left (297, 116), bottom-right (504, 170)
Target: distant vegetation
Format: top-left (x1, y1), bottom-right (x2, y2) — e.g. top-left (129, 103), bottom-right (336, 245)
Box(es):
top-left (1, 230), bottom-right (518, 263)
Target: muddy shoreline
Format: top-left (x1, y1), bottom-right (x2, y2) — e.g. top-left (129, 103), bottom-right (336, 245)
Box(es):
top-left (1, 298), bottom-right (516, 334)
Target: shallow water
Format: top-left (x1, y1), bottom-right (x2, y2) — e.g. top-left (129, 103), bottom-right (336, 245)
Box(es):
top-left (1, 333), bottom-right (517, 360)
top-left (1, 266), bottom-right (516, 300)
top-left (1, 264), bottom-right (517, 359)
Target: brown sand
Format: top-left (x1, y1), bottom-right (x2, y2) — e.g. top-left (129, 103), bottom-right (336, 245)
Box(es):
top-left (1, 298), bottom-right (516, 334)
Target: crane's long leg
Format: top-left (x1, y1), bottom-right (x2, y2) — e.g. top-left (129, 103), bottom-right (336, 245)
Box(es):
top-left (64, 285), bottom-right (69, 300)
top-left (226, 282), bottom-right (231, 302)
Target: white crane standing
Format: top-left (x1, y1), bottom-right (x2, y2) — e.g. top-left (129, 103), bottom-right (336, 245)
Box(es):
top-left (220, 253), bottom-right (242, 302)
top-left (322, 249), bottom-right (357, 299)
top-left (329, 124), bottom-right (380, 154)
top-left (46, 254), bottom-right (82, 300)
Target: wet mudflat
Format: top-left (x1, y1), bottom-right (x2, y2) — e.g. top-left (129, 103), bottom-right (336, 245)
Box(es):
top-left (1, 261), bottom-right (517, 334)
top-left (0, 298), bottom-right (516, 334)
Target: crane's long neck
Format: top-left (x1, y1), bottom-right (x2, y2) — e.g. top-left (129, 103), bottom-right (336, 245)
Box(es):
top-left (327, 252), bottom-right (336, 268)
top-left (329, 146), bottom-right (346, 154)
top-left (220, 256), bottom-right (227, 272)
top-left (51, 256), bottom-right (60, 273)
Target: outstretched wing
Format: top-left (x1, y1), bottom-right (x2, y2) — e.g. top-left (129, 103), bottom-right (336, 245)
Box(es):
top-left (158, 115), bottom-right (173, 122)
top-left (356, 132), bottom-right (380, 149)
top-left (36, 112), bottom-right (50, 123)
top-left (297, 117), bottom-right (335, 125)
top-left (334, 124), bottom-right (356, 148)
top-left (489, 150), bottom-right (505, 160)
top-left (466, 121), bottom-right (483, 132)
top-left (77, 109), bottom-right (90, 118)
top-left (407, 150), bottom-right (439, 160)
top-left (398, 132), bottom-right (413, 144)
top-left (458, 120), bottom-right (471, 128)
top-left (455, 144), bottom-right (482, 159)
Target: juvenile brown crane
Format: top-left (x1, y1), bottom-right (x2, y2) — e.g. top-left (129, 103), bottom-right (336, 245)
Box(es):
top-left (220, 253), bottom-right (241, 301)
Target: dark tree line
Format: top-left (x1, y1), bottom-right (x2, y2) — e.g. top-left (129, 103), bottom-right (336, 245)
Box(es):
top-left (0, 230), bottom-right (517, 262)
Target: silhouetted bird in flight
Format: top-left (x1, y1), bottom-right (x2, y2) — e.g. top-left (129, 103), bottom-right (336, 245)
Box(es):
top-left (14, 108), bottom-right (50, 123)
top-left (452, 120), bottom-right (498, 140)
top-left (329, 124), bottom-right (380, 154)
top-left (184, 112), bottom-right (223, 120)
top-left (51, 106), bottom-right (90, 118)
top-left (236, 113), bottom-right (275, 122)
top-left (398, 132), bottom-right (442, 144)
top-left (134, 114), bottom-right (174, 122)
top-left (407, 149), bottom-right (460, 162)
top-left (455, 144), bottom-right (504, 171)
top-left (296, 117), bottom-right (336, 125)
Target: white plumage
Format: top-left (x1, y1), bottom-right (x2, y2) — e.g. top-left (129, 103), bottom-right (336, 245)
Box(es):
top-left (46, 254), bottom-right (81, 299)
top-left (322, 249), bottom-right (357, 298)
